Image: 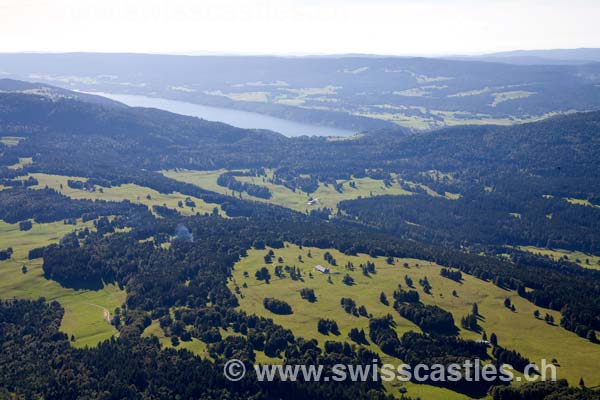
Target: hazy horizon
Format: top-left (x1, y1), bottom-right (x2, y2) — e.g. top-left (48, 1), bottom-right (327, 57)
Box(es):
top-left (2, 0), bottom-right (599, 56)
top-left (1, 47), bottom-right (600, 59)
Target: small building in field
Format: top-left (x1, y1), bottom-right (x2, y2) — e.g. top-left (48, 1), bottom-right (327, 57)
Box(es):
top-left (315, 265), bottom-right (330, 274)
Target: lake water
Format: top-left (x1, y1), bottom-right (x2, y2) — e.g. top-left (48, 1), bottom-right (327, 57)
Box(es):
top-left (89, 92), bottom-right (355, 137)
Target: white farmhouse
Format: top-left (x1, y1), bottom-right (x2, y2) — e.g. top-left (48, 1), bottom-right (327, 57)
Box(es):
top-left (315, 265), bottom-right (330, 274)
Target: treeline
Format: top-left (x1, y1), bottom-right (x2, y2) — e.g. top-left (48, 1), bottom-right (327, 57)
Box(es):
top-left (0, 187), bottom-right (151, 224)
top-left (217, 171), bottom-right (272, 199)
top-left (490, 379), bottom-right (600, 400)
top-left (368, 315), bottom-right (493, 396)
top-left (338, 190), bottom-right (600, 254)
top-left (395, 302), bottom-right (457, 335)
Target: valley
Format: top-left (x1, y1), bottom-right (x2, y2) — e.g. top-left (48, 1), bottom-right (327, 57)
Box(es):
top-left (1, 75), bottom-right (600, 400)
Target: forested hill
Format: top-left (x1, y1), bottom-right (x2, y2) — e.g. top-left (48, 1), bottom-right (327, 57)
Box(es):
top-left (2, 83), bottom-right (600, 196)
top-left (0, 78), bottom-right (125, 108)
top-left (0, 87), bottom-right (285, 146)
top-left (376, 110), bottom-right (600, 178)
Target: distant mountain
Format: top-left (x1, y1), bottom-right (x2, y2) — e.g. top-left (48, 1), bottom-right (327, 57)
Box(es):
top-left (2, 53), bottom-right (600, 131)
top-left (452, 48), bottom-right (600, 65)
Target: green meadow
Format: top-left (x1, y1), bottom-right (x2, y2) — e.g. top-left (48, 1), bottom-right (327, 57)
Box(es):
top-left (7, 157), bottom-right (33, 170)
top-left (0, 219), bottom-right (126, 347)
top-left (1, 170), bottom-right (224, 348)
top-left (163, 169), bottom-right (420, 213)
top-left (565, 197), bottom-right (600, 209)
top-left (519, 246), bottom-right (600, 271)
top-left (142, 319), bottom-right (210, 356)
top-left (0, 136), bottom-right (25, 147)
top-left (25, 172), bottom-right (222, 216)
top-left (228, 243), bottom-right (600, 398)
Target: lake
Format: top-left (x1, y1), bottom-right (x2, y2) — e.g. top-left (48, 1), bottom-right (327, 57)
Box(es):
top-left (88, 92), bottom-right (355, 137)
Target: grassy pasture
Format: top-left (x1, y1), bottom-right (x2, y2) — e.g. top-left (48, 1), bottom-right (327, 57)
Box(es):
top-left (229, 243), bottom-right (600, 397)
top-left (519, 246), bottom-right (600, 271)
top-left (24, 173), bottom-right (222, 216)
top-left (490, 91), bottom-right (536, 107)
top-left (0, 219), bottom-right (125, 347)
top-left (565, 197), bottom-right (600, 209)
top-left (142, 320), bottom-right (209, 357)
top-left (163, 169), bottom-right (414, 213)
top-left (7, 157), bottom-right (33, 170)
top-left (0, 136), bottom-right (25, 146)
top-left (140, 317), bottom-right (281, 364)
top-left (353, 108), bottom-right (570, 131)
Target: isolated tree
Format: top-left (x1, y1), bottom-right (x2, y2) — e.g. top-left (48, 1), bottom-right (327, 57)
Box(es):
top-left (358, 305), bottom-right (368, 317)
top-left (472, 303), bottom-right (479, 316)
top-left (255, 267), bottom-right (271, 283)
top-left (534, 309), bottom-right (540, 319)
top-left (342, 274), bottom-right (354, 286)
top-left (490, 333), bottom-right (498, 347)
top-left (380, 292), bottom-right (389, 306)
top-left (300, 288), bottom-right (316, 303)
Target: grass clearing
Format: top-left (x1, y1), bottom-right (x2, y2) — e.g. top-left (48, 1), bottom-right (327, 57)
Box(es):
top-left (0, 218), bottom-right (126, 347)
top-left (490, 91), bottom-right (536, 107)
top-left (354, 107), bottom-right (573, 131)
top-left (24, 173), bottom-right (222, 216)
top-left (565, 197), bottom-right (600, 209)
top-left (163, 169), bottom-right (414, 213)
top-left (142, 320), bottom-right (210, 357)
top-left (0, 136), bottom-right (25, 147)
top-left (518, 246), bottom-right (600, 271)
top-left (7, 157), bottom-right (33, 170)
top-left (229, 243), bottom-right (600, 397)
top-left (205, 90), bottom-right (270, 102)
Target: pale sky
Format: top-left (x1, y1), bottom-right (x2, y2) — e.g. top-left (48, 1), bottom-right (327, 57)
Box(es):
top-left (1, 0), bottom-right (599, 55)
